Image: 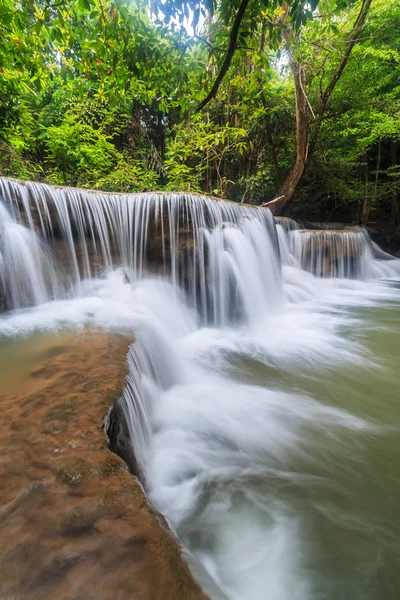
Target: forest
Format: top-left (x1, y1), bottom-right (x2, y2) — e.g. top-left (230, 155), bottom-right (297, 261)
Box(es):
top-left (0, 0), bottom-right (399, 224)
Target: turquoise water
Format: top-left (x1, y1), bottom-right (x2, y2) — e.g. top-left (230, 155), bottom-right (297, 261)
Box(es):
top-left (203, 301), bottom-right (400, 599)
top-left (1, 275), bottom-right (400, 599)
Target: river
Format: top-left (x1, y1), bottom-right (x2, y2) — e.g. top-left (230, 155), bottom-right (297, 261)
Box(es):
top-left (1, 178), bottom-right (400, 598)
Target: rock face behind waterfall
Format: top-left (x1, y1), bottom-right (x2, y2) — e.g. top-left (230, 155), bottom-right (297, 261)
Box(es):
top-left (0, 331), bottom-right (207, 600)
top-left (290, 229), bottom-right (373, 278)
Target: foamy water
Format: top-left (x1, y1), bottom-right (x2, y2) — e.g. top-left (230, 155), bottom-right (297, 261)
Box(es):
top-left (2, 270), bottom-right (400, 599)
top-left (2, 179), bottom-right (400, 598)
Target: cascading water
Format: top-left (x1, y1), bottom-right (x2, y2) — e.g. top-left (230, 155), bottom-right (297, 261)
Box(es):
top-left (2, 177), bottom-right (400, 600)
top-left (274, 215), bottom-right (299, 231)
top-left (0, 178), bottom-right (281, 323)
top-left (290, 229), bottom-right (372, 278)
top-left (0, 203), bottom-right (63, 309)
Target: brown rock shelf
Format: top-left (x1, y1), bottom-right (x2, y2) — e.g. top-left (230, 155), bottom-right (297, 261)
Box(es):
top-left (0, 331), bottom-right (206, 600)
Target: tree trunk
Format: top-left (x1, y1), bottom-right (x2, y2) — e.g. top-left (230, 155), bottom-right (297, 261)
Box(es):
top-left (390, 141), bottom-right (398, 225)
top-left (265, 125), bottom-right (281, 187)
top-left (263, 0), bottom-right (374, 214)
top-left (361, 152), bottom-right (370, 226)
top-left (361, 195), bottom-right (370, 226)
top-left (260, 90), bottom-right (281, 187)
top-left (263, 58), bottom-right (307, 214)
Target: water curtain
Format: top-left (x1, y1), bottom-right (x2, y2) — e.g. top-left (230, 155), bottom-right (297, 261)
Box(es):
top-left (0, 178), bottom-right (281, 321)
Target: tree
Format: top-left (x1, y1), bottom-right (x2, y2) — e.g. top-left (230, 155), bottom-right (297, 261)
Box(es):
top-left (263, 0), bottom-right (374, 214)
top-left (287, 0), bottom-right (400, 223)
top-left (149, 0), bottom-right (376, 212)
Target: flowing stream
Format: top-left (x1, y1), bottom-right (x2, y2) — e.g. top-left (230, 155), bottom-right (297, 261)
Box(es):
top-left (2, 178), bottom-right (400, 599)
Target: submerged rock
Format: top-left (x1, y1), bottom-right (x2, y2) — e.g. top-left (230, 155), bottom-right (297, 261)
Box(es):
top-left (0, 331), bottom-right (207, 600)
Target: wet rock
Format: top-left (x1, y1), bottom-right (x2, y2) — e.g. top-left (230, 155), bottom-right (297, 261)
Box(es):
top-left (0, 331), bottom-right (207, 600)
top-left (106, 400), bottom-right (140, 477)
top-left (299, 229), bottom-right (365, 277)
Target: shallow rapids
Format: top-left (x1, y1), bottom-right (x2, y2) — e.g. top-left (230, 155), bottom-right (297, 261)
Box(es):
top-left (130, 278), bottom-right (400, 600)
top-left (2, 180), bottom-right (400, 598)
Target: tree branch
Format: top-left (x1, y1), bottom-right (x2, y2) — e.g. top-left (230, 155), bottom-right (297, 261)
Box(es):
top-left (193, 35), bottom-right (224, 53)
top-left (317, 0), bottom-right (372, 132)
top-left (195, 0), bottom-right (251, 112)
top-left (310, 0), bottom-right (373, 151)
top-left (295, 55), bottom-right (316, 119)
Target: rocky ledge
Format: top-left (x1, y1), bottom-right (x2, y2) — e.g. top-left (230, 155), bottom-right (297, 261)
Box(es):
top-left (0, 331), bottom-right (206, 600)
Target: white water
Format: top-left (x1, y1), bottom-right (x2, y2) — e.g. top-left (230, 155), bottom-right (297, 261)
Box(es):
top-left (0, 204), bottom-right (63, 308)
top-left (2, 178), bottom-right (400, 599)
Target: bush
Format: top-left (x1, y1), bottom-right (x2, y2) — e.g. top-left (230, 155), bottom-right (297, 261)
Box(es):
top-left (42, 115), bottom-right (119, 186)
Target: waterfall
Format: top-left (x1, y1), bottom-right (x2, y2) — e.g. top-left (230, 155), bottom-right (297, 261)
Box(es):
top-left (0, 178), bottom-right (281, 322)
top-left (2, 178), bottom-right (399, 315)
top-left (2, 177), bottom-right (400, 599)
top-left (289, 229), bottom-right (373, 278)
top-left (0, 203), bottom-right (64, 309)
top-left (274, 216), bottom-right (299, 231)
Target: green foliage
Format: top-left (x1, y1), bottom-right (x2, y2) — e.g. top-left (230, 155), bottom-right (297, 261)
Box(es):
top-left (290, 0), bottom-right (400, 221)
top-left (0, 141), bottom-right (43, 180)
top-left (42, 116), bottom-right (119, 185)
top-left (0, 0), bottom-right (398, 223)
top-left (95, 157), bottom-right (160, 192)
top-left (164, 121), bottom-right (250, 195)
